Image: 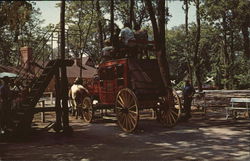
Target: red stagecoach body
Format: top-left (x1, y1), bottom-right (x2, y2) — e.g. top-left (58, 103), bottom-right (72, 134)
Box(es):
top-left (81, 43), bottom-right (181, 132)
top-left (85, 58), bottom-right (166, 105)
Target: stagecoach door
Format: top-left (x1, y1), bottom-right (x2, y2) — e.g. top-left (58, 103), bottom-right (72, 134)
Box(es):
top-left (99, 66), bottom-right (116, 104)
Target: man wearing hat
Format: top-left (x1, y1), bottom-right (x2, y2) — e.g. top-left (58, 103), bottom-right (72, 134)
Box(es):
top-left (0, 76), bottom-right (12, 133)
top-left (182, 79), bottom-right (195, 120)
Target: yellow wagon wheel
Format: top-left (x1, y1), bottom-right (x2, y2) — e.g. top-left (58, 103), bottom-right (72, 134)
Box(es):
top-left (82, 97), bottom-right (94, 123)
top-left (158, 90), bottom-right (181, 128)
top-left (115, 88), bottom-right (139, 132)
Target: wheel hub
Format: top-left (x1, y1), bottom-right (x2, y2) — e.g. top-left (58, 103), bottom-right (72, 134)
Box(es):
top-left (121, 108), bottom-right (129, 113)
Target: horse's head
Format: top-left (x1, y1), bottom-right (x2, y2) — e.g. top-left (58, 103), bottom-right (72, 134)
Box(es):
top-left (74, 77), bottom-right (83, 85)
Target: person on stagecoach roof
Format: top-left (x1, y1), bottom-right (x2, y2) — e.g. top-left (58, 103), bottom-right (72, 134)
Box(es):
top-left (134, 23), bottom-right (149, 59)
top-left (101, 39), bottom-right (114, 63)
top-left (119, 22), bottom-right (135, 48)
top-left (134, 24), bottom-right (148, 42)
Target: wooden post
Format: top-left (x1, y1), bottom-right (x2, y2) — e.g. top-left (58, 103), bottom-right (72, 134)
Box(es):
top-left (41, 100), bottom-right (45, 123)
top-left (60, 0), bottom-right (71, 133)
top-left (54, 68), bottom-right (62, 132)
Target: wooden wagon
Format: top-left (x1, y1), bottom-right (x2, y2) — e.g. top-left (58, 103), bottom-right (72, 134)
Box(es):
top-left (82, 57), bottom-right (181, 132)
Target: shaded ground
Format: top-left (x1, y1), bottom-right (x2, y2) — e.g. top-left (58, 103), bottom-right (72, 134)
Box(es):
top-left (0, 109), bottom-right (249, 160)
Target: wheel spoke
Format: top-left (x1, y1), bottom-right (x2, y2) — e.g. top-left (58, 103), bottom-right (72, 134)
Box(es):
top-left (167, 111), bottom-right (173, 125)
top-left (127, 113), bottom-right (136, 127)
top-left (129, 110), bottom-right (137, 116)
top-left (124, 114), bottom-right (129, 130)
top-left (170, 108), bottom-right (179, 117)
top-left (122, 91), bottom-right (128, 106)
top-left (128, 96), bottom-right (135, 107)
top-left (119, 113), bottom-right (126, 125)
top-left (116, 106), bottom-right (123, 111)
top-left (169, 110), bottom-right (177, 124)
top-left (162, 112), bottom-right (168, 125)
top-left (118, 96), bottom-right (125, 107)
top-left (128, 104), bottom-right (137, 110)
top-left (126, 115), bottom-right (132, 131)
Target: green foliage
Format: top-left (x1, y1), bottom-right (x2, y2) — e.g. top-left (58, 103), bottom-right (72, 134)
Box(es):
top-left (174, 80), bottom-right (185, 90)
top-left (0, 0), bottom-right (249, 90)
top-left (0, 1), bottom-right (45, 66)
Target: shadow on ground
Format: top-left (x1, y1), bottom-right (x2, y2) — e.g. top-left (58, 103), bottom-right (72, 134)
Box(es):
top-left (0, 112), bottom-right (249, 160)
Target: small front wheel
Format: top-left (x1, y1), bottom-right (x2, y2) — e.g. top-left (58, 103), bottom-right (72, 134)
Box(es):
top-left (82, 97), bottom-right (94, 123)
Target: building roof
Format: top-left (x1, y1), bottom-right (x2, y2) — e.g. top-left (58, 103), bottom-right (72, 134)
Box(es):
top-left (0, 64), bottom-right (33, 77)
top-left (0, 56), bottom-right (96, 80)
top-left (67, 57), bottom-right (97, 78)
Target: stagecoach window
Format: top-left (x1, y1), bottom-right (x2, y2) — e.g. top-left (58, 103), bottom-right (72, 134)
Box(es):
top-left (106, 66), bottom-right (115, 80)
top-left (99, 68), bottom-right (105, 80)
top-left (116, 64), bottom-right (124, 78)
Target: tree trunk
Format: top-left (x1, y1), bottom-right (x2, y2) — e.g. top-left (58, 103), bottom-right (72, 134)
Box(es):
top-left (222, 14), bottom-right (229, 89)
top-left (157, 0), bottom-right (171, 88)
top-left (229, 27), bottom-right (234, 89)
top-left (242, 16), bottom-right (250, 59)
top-left (129, 0), bottom-right (135, 28)
top-left (78, 1), bottom-right (83, 78)
top-left (60, 0), bottom-right (70, 131)
top-left (144, 0), bottom-right (159, 44)
top-left (110, 0), bottom-right (114, 46)
top-left (184, 0), bottom-right (193, 85)
top-left (96, 0), bottom-right (104, 49)
top-left (55, 68), bottom-right (62, 131)
top-left (194, 0), bottom-right (202, 92)
top-left (145, 0), bottom-right (171, 88)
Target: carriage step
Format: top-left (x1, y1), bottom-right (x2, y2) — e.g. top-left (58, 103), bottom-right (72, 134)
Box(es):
top-left (16, 112), bottom-right (25, 115)
top-left (13, 120), bottom-right (21, 124)
top-left (94, 104), bottom-right (114, 109)
top-left (27, 96), bottom-right (35, 100)
top-left (21, 104), bottom-right (31, 108)
top-left (29, 107), bottom-right (56, 113)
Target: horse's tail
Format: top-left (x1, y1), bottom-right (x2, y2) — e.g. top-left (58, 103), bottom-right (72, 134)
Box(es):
top-left (68, 89), bottom-right (72, 99)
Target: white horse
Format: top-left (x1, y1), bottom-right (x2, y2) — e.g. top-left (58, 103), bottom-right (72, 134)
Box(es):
top-left (69, 78), bottom-right (89, 119)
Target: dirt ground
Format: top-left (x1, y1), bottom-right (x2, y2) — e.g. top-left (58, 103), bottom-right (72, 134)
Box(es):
top-left (0, 109), bottom-right (249, 161)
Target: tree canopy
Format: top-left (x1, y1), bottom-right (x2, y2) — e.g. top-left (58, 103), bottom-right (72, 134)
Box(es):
top-left (0, 0), bottom-right (249, 89)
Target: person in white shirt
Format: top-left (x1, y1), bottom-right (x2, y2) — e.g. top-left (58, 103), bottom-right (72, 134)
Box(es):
top-left (119, 22), bottom-right (135, 47)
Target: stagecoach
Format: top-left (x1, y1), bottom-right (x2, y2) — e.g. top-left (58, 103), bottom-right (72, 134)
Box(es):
top-left (82, 48), bottom-right (182, 132)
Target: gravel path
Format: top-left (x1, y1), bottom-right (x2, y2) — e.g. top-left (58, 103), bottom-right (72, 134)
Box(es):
top-left (0, 110), bottom-right (249, 161)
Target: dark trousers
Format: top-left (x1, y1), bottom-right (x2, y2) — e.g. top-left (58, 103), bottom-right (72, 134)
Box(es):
top-left (0, 102), bottom-right (11, 130)
top-left (183, 97), bottom-right (192, 117)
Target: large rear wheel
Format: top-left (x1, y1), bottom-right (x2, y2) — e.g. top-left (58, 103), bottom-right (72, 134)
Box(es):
top-left (82, 97), bottom-right (94, 123)
top-left (115, 88), bottom-right (139, 132)
top-left (158, 90), bottom-right (181, 127)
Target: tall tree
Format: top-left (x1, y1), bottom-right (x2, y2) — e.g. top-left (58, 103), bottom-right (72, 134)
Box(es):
top-left (144, 0), bottom-right (171, 88)
top-left (110, 0), bottom-right (114, 46)
top-left (237, 1), bottom-right (250, 58)
top-left (96, 0), bottom-right (104, 49)
top-left (60, 0), bottom-right (71, 132)
top-left (194, 0), bottom-right (202, 91)
top-left (0, 1), bottom-right (44, 65)
top-left (183, 0), bottom-right (193, 84)
top-left (129, 0), bottom-right (135, 28)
